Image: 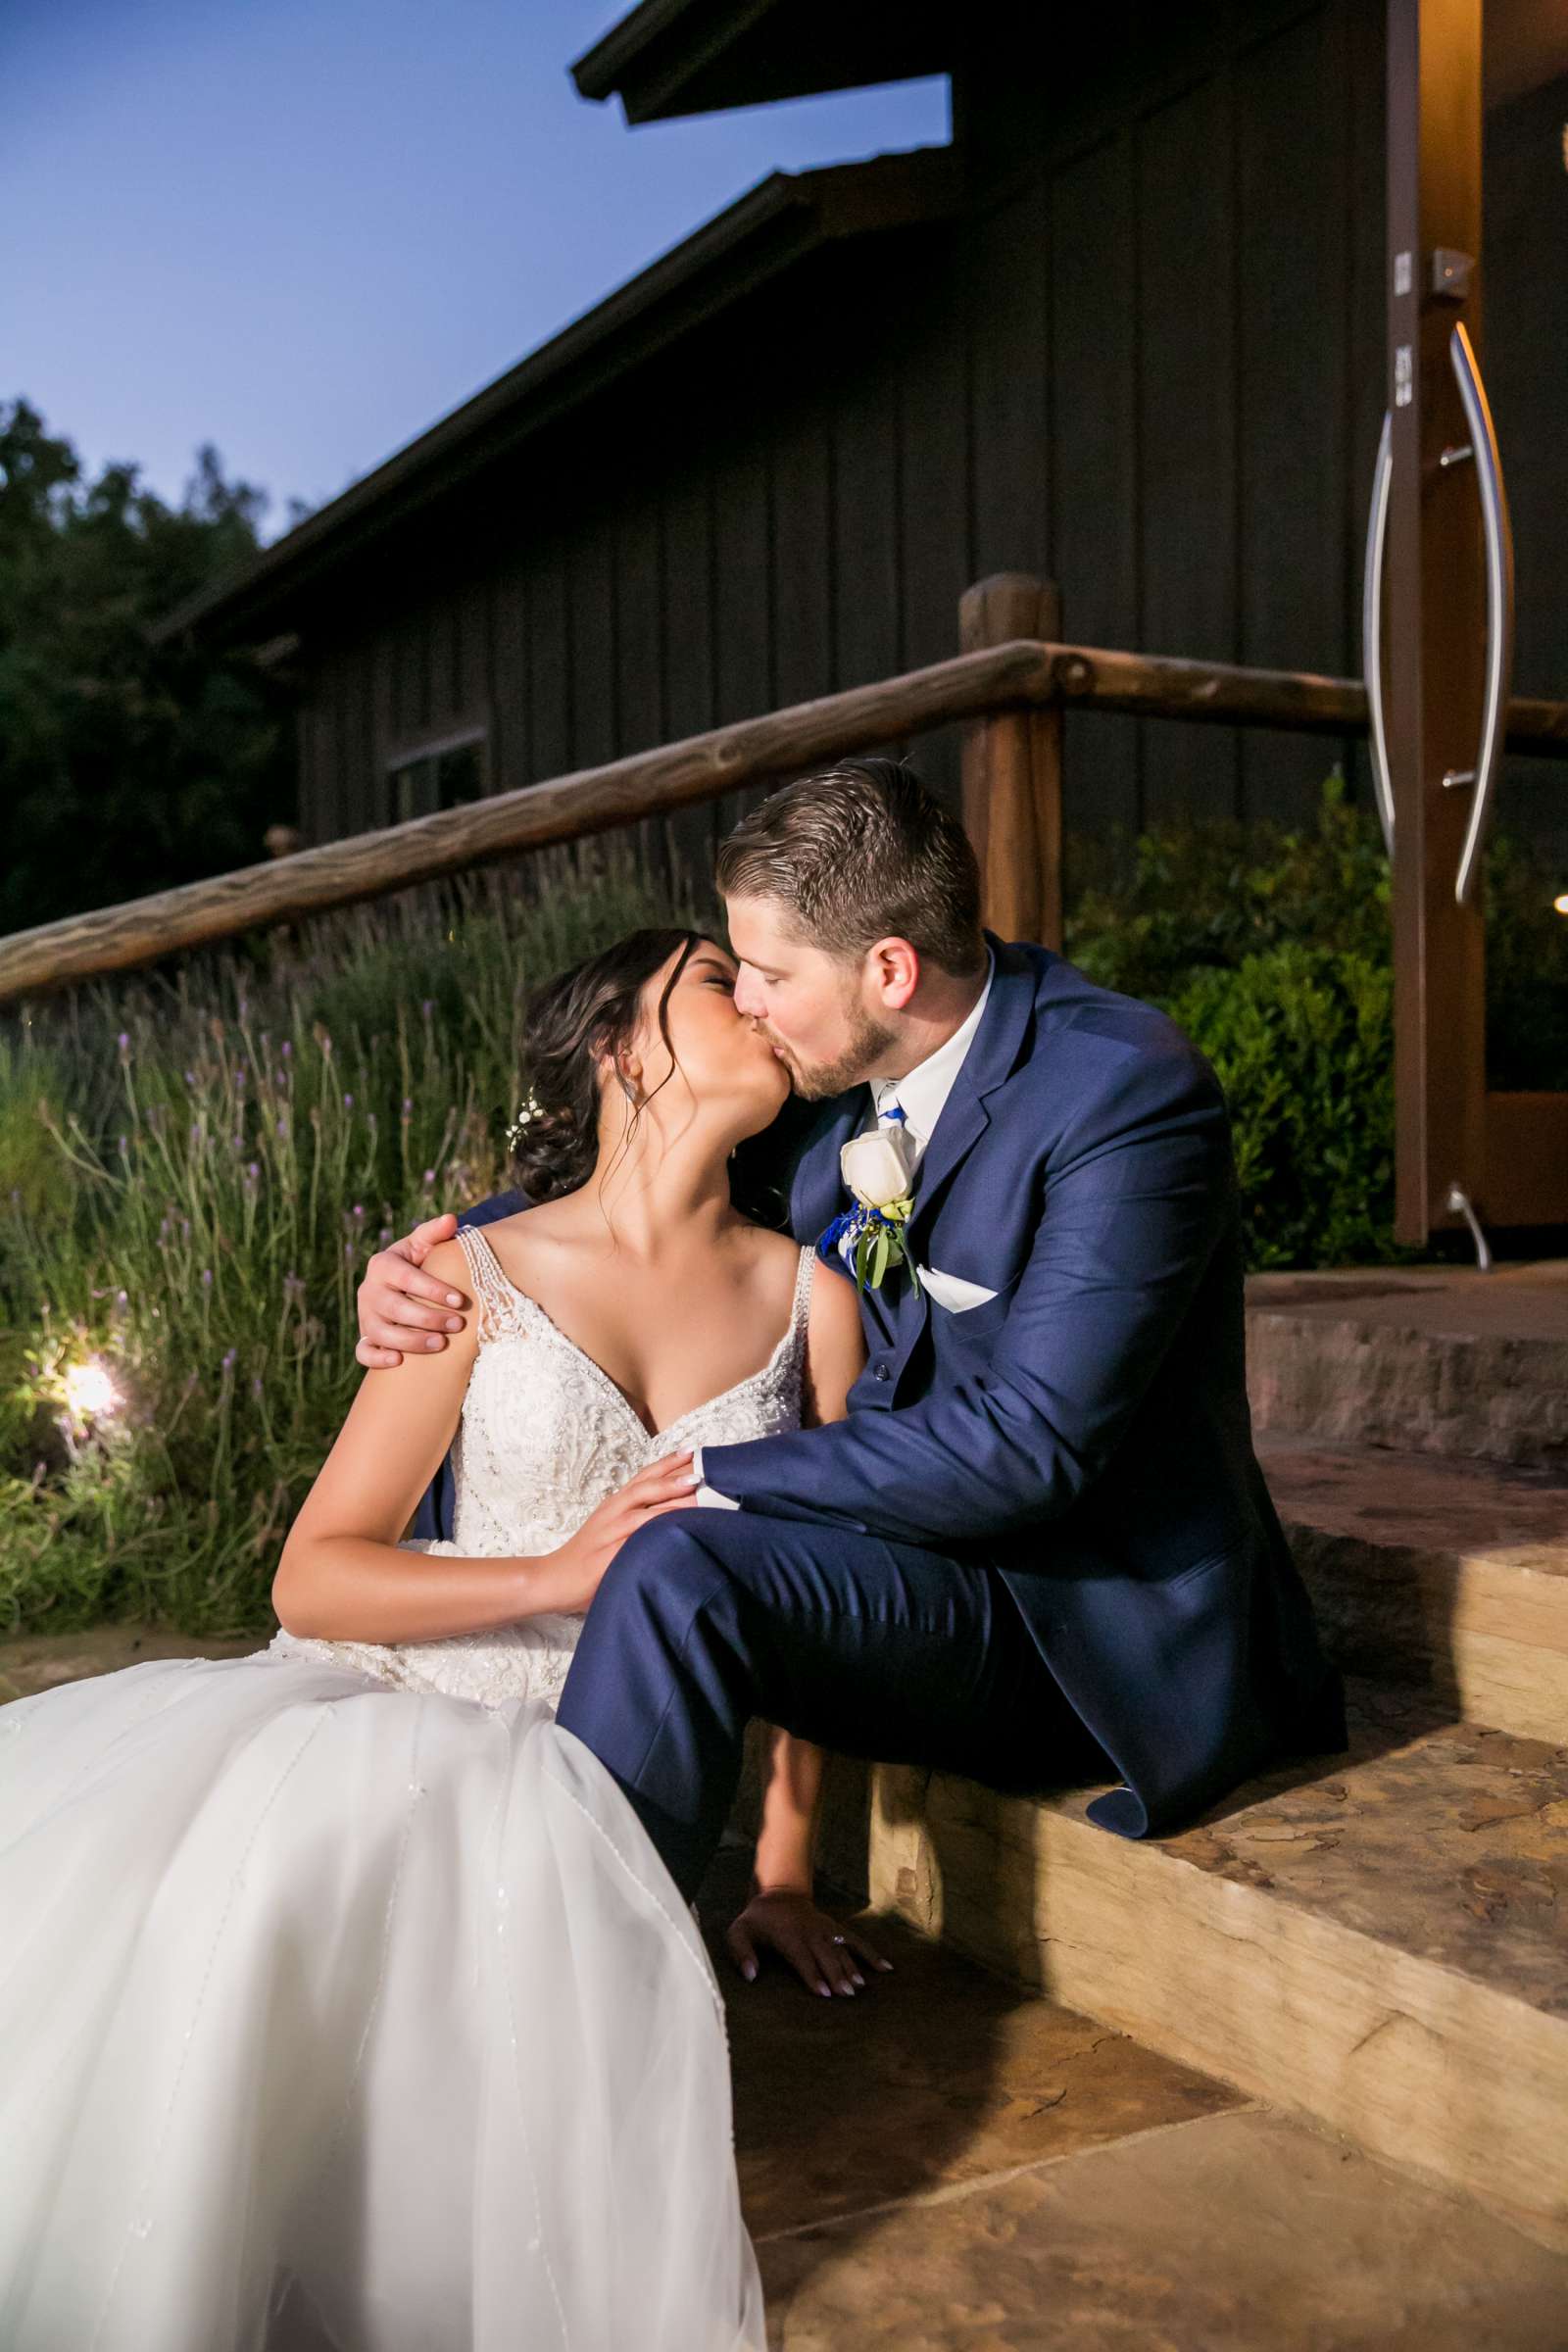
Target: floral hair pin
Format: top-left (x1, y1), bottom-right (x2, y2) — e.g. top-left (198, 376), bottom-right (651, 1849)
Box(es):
top-left (506, 1091), bottom-right (544, 1152)
top-left (817, 1113), bottom-right (920, 1295)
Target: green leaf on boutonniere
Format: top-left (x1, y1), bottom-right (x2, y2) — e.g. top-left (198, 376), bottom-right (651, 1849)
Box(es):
top-left (855, 1227), bottom-right (873, 1289)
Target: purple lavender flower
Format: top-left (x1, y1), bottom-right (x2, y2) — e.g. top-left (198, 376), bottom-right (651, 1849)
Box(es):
top-left (221, 1348), bottom-right (237, 1373)
top-left (281, 1040), bottom-right (292, 1059)
top-left (343, 1092), bottom-right (354, 1109)
top-left (201, 1268), bottom-right (213, 1289)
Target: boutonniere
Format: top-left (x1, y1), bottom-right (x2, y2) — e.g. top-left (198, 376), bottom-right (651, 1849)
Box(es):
top-left (817, 1117), bottom-right (921, 1295)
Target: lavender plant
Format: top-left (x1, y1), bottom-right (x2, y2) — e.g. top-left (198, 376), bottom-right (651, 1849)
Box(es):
top-left (0, 845), bottom-right (693, 1638)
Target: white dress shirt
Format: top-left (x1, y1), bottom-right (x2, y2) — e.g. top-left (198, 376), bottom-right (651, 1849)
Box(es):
top-left (693, 952), bottom-right (995, 1506)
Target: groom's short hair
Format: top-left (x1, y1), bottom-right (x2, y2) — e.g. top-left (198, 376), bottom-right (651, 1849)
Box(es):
top-left (715, 758), bottom-right (986, 975)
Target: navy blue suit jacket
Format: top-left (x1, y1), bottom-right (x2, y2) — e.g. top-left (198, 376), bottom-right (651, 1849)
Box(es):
top-left (700, 934), bottom-right (1347, 1838)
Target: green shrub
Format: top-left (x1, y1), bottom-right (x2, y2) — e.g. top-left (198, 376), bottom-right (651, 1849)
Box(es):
top-left (1065, 769), bottom-right (1567, 1268)
top-left (1164, 945), bottom-right (1397, 1270)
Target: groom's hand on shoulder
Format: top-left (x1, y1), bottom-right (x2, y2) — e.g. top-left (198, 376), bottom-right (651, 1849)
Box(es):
top-left (355, 1212), bottom-right (471, 1370)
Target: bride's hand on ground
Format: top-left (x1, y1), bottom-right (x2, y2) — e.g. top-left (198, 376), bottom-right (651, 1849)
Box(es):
top-left (543, 1452), bottom-right (700, 1613)
top-left (724, 1889), bottom-right (893, 1998)
top-left (355, 1212), bottom-right (471, 1369)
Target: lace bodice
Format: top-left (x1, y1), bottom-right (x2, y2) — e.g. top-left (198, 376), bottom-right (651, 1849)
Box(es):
top-left (269, 1227), bottom-right (815, 1709)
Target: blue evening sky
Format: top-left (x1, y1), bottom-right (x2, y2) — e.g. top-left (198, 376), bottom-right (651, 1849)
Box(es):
top-left (4, 0), bottom-right (948, 541)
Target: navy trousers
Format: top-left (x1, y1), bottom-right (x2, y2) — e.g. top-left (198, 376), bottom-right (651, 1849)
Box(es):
top-left (554, 1509), bottom-right (1114, 1903)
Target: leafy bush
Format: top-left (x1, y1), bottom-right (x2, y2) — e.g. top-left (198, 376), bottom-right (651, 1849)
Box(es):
top-left (1163, 945), bottom-right (1396, 1270)
top-left (1064, 771), bottom-right (1566, 1269)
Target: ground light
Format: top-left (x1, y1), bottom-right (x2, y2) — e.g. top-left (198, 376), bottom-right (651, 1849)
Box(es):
top-left (61, 1357), bottom-right (122, 1422)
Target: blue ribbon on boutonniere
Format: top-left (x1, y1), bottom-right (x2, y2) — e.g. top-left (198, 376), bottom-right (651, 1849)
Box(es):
top-left (816, 1108), bottom-right (921, 1296)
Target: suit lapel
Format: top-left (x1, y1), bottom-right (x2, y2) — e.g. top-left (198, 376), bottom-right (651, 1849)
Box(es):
top-left (789, 1091), bottom-right (865, 1246)
top-left (907, 939), bottom-right (1037, 1244)
top-left (784, 936), bottom-right (1039, 1283)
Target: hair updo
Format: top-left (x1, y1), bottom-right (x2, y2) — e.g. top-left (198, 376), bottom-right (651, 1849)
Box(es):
top-left (509, 927), bottom-right (708, 1201)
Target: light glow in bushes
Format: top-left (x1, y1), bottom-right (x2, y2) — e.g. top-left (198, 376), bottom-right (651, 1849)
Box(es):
top-left (62, 1357), bottom-right (122, 1422)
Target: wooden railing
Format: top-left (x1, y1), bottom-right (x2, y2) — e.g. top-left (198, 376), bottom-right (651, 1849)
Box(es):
top-left (2, 572), bottom-right (1565, 1009)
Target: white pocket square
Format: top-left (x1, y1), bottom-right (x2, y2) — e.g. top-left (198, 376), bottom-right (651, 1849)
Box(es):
top-left (916, 1265), bottom-right (999, 1313)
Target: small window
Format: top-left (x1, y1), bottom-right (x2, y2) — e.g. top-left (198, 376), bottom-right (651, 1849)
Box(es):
top-left (388, 731), bottom-right (487, 822)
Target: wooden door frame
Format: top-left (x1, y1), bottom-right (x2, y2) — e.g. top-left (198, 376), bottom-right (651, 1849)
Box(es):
top-left (1384, 0), bottom-right (1568, 1246)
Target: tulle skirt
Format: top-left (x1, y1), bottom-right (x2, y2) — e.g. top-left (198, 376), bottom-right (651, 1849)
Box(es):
top-left (0, 1643), bottom-right (765, 2350)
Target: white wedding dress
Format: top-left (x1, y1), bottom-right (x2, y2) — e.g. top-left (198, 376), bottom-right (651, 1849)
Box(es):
top-left (0, 1225), bottom-right (817, 2351)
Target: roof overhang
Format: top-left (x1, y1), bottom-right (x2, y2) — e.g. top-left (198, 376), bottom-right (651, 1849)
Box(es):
top-left (151, 146), bottom-right (959, 649)
top-left (570, 0), bottom-right (952, 125)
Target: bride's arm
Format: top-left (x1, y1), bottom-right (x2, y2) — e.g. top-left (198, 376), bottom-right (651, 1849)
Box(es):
top-left (750, 1264), bottom-right (865, 1886)
top-left (274, 1238), bottom-right (696, 1642)
top-left (728, 1267), bottom-right (890, 1993)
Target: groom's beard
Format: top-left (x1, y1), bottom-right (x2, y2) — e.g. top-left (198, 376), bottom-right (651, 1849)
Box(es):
top-left (759, 1000), bottom-right (899, 1102)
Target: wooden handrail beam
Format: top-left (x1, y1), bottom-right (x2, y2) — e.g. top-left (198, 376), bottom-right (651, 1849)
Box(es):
top-left (2, 635), bottom-right (1563, 1006)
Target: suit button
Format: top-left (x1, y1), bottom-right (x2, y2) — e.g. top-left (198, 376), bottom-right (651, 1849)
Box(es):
top-left (873, 1361), bottom-right (891, 1382)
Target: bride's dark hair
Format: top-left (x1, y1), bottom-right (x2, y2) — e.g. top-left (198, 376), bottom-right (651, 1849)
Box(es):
top-left (510, 927), bottom-right (709, 1201)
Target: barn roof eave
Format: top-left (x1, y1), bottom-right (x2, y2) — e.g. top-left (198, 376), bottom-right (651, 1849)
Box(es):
top-left (570, 0), bottom-right (953, 125)
top-left (151, 145), bottom-right (958, 649)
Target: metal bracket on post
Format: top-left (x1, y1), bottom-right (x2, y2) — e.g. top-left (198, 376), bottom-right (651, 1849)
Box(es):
top-left (1443, 1183), bottom-right (1493, 1271)
top-left (1428, 247), bottom-right (1473, 302)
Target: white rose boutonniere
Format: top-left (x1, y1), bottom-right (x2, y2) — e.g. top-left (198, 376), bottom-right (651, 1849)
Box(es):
top-left (817, 1113), bottom-right (921, 1295)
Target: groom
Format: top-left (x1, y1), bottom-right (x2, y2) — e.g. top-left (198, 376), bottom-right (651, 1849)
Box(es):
top-left (358, 760), bottom-right (1347, 1901)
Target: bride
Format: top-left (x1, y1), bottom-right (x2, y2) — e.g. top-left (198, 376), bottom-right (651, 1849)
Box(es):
top-left (0, 926), bottom-right (870, 2352)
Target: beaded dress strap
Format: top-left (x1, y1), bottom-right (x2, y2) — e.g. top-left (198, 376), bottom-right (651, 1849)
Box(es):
top-left (787, 1243), bottom-right (816, 1346)
top-left (454, 1224), bottom-right (527, 1344)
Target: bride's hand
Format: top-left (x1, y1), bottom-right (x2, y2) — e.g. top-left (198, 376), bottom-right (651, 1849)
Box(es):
top-left (543, 1452), bottom-right (701, 1613)
top-left (725, 1889), bottom-right (893, 1998)
top-left (356, 1213), bottom-right (471, 1369)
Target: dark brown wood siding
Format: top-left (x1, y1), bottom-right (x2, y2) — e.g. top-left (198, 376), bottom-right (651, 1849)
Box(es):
top-left (293, 0), bottom-right (1568, 877)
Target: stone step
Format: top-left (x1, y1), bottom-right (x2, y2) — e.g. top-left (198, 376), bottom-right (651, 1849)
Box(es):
top-left (1258, 1432), bottom-right (1568, 1744)
top-left (699, 1847), bottom-right (1568, 2350)
top-left (814, 1680), bottom-right (1568, 2252)
top-left (1245, 1259), bottom-right (1568, 1472)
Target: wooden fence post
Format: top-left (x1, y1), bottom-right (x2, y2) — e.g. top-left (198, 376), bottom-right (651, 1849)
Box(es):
top-left (958, 573), bottom-right (1063, 949)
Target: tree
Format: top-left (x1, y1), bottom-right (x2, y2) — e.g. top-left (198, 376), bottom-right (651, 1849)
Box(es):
top-left (0, 400), bottom-right (308, 934)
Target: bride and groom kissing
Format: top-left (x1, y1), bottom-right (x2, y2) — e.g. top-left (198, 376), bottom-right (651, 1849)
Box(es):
top-left (0, 759), bottom-right (1347, 2350)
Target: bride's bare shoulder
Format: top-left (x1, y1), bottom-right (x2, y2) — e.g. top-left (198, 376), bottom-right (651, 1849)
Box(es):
top-left (738, 1221), bottom-right (805, 1270)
